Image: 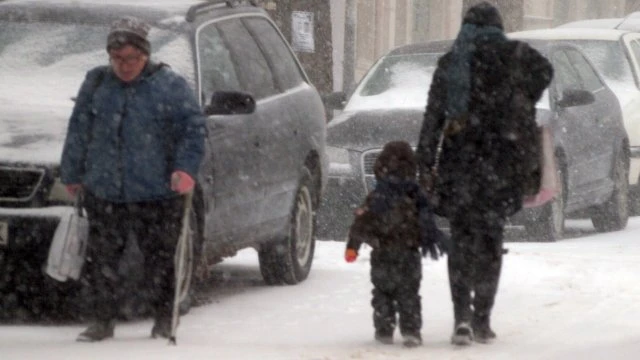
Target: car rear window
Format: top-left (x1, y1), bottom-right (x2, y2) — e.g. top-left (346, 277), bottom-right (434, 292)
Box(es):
top-left (0, 21), bottom-right (193, 107)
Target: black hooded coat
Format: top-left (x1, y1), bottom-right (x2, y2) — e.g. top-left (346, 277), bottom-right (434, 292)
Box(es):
top-left (416, 6), bottom-right (554, 219)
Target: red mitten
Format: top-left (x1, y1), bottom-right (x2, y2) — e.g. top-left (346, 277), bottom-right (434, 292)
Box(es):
top-left (171, 170), bottom-right (195, 194)
top-left (345, 248), bottom-right (358, 263)
top-left (65, 184), bottom-right (82, 197)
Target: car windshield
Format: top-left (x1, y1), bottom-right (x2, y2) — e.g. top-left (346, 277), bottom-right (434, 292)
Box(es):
top-left (0, 20), bottom-right (193, 108)
top-left (344, 50), bottom-right (551, 112)
top-left (345, 53), bottom-right (440, 111)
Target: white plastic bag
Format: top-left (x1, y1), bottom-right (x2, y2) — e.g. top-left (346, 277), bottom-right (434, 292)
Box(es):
top-left (45, 195), bottom-right (88, 282)
top-left (523, 126), bottom-right (560, 208)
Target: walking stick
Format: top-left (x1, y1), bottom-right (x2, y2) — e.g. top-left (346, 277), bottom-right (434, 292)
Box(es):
top-left (169, 190), bottom-right (193, 345)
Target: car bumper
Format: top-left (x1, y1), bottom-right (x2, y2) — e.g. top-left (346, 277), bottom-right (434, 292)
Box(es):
top-left (316, 175), bottom-right (367, 240)
top-left (0, 206), bottom-right (71, 249)
top-left (0, 206), bottom-right (81, 320)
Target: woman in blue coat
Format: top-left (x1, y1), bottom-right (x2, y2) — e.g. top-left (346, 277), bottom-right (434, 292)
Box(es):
top-left (60, 17), bottom-right (205, 342)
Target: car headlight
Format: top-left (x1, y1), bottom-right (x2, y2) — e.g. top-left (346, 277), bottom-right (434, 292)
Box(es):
top-left (326, 146), bottom-right (354, 175)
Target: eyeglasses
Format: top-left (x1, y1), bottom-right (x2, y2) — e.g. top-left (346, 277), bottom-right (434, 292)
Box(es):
top-left (109, 53), bottom-right (144, 66)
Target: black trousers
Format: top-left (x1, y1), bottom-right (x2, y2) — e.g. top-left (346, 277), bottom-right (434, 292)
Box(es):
top-left (447, 211), bottom-right (505, 328)
top-left (370, 248), bottom-right (422, 337)
top-left (82, 192), bottom-right (184, 322)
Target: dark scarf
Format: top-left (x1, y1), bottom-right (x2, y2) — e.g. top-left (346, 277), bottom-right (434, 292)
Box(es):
top-left (446, 24), bottom-right (507, 120)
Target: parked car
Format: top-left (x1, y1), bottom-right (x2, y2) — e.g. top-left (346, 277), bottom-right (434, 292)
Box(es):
top-left (318, 38), bottom-right (628, 242)
top-left (556, 12), bottom-right (640, 32)
top-left (0, 0), bottom-right (327, 319)
top-left (511, 27), bottom-right (640, 213)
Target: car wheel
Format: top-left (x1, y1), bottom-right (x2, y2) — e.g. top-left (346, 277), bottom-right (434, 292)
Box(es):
top-left (628, 188), bottom-right (640, 216)
top-left (591, 153), bottom-right (629, 232)
top-left (524, 163), bottom-right (565, 242)
top-left (259, 168), bottom-right (316, 285)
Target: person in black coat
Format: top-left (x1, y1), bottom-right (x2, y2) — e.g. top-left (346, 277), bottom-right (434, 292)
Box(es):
top-left (344, 141), bottom-right (447, 348)
top-left (416, 2), bottom-right (553, 345)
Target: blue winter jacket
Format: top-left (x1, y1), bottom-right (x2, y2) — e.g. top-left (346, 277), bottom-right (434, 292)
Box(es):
top-left (60, 63), bottom-right (205, 203)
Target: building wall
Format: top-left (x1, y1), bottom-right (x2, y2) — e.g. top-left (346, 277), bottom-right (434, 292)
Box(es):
top-left (524, 0), bottom-right (554, 29)
top-left (332, 0), bottom-right (635, 91)
top-left (350, 0), bottom-right (430, 80)
top-left (552, 0), bottom-right (626, 26)
top-left (331, 0), bottom-right (345, 91)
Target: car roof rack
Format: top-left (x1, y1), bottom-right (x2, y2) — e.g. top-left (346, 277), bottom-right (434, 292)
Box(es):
top-left (186, 0), bottom-right (259, 22)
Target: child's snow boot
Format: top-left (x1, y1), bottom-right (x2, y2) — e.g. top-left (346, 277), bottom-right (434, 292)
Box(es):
top-left (375, 330), bottom-right (394, 345)
top-left (76, 320), bottom-right (115, 342)
top-left (402, 333), bottom-right (422, 348)
top-left (451, 321), bottom-right (474, 346)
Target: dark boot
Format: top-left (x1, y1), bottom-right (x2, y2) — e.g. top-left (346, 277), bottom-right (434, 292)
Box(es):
top-left (76, 320), bottom-right (115, 342)
top-left (472, 238), bottom-right (502, 344)
top-left (151, 317), bottom-right (173, 339)
top-left (451, 321), bottom-right (474, 346)
top-left (472, 315), bottom-right (496, 344)
top-left (402, 333), bottom-right (422, 348)
top-left (374, 329), bottom-right (394, 345)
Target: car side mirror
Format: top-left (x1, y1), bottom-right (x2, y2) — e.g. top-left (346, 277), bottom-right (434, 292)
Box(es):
top-left (205, 91), bottom-right (256, 115)
top-left (322, 91), bottom-right (347, 110)
top-left (556, 89), bottom-right (595, 108)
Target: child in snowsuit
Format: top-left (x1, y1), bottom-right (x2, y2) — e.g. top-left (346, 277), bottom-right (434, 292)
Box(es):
top-left (344, 141), bottom-right (448, 348)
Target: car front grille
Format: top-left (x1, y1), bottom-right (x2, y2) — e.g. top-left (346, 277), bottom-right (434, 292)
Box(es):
top-left (361, 149), bottom-right (381, 175)
top-left (361, 149), bottom-right (382, 192)
top-left (0, 166), bottom-right (46, 202)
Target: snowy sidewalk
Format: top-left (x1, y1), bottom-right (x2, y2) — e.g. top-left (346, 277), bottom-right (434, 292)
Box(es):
top-left (2, 219), bottom-right (640, 359)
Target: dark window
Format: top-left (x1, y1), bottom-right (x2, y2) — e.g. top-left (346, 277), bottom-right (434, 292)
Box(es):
top-left (196, 23), bottom-right (242, 104)
top-left (565, 49), bottom-right (604, 92)
top-left (243, 17), bottom-right (305, 91)
top-left (217, 18), bottom-right (278, 99)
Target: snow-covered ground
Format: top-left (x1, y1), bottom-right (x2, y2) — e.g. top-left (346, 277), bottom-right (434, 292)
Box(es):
top-left (3, 218), bottom-right (640, 360)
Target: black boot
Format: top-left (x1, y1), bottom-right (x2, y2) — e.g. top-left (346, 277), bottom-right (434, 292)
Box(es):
top-left (402, 333), bottom-right (422, 348)
top-left (374, 329), bottom-right (394, 345)
top-left (151, 317), bottom-right (173, 339)
top-left (76, 320), bottom-right (115, 342)
top-left (451, 321), bottom-right (474, 346)
top-left (472, 315), bottom-right (496, 344)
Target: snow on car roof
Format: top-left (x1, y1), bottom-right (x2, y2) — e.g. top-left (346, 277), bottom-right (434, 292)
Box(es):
top-left (0, 0), bottom-right (200, 25)
top-left (557, 18), bottom-right (625, 29)
top-left (509, 28), bottom-right (627, 41)
top-left (556, 15), bottom-right (640, 32)
top-left (2, 0), bottom-right (201, 6)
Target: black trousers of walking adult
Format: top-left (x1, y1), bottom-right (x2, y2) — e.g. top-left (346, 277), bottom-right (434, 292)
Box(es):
top-left (370, 247), bottom-right (422, 337)
top-left (447, 211), bottom-right (505, 328)
top-left (83, 191), bottom-right (184, 322)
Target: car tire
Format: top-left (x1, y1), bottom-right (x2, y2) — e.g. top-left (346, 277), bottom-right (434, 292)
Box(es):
top-left (628, 188), bottom-right (640, 216)
top-left (259, 168), bottom-right (316, 285)
top-left (524, 162), bottom-right (565, 242)
top-left (591, 153), bottom-right (629, 232)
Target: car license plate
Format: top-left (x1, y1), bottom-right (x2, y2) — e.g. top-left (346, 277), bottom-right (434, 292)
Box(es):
top-left (0, 221), bottom-right (7, 246)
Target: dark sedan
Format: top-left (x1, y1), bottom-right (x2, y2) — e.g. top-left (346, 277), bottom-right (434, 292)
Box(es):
top-left (318, 39), bottom-right (629, 242)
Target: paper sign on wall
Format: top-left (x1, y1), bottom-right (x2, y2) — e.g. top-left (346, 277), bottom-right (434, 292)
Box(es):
top-left (292, 11), bottom-right (315, 53)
